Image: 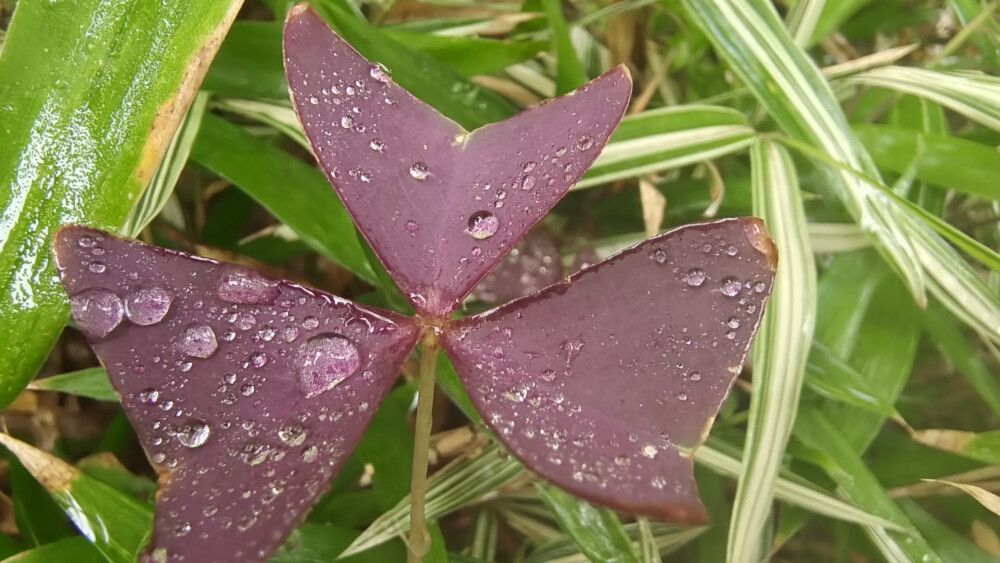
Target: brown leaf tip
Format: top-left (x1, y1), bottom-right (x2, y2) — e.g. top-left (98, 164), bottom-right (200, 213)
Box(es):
top-left (742, 217), bottom-right (778, 270)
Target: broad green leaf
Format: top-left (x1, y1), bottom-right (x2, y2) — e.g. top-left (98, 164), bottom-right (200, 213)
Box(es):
top-left (805, 342), bottom-right (896, 416)
top-left (524, 522), bottom-right (704, 563)
top-left (190, 114), bottom-right (377, 284)
top-left (728, 139), bottom-right (816, 559)
top-left (1, 537), bottom-right (104, 563)
top-left (680, 0), bottom-right (926, 307)
top-left (312, 2), bottom-right (518, 129)
top-left (694, 440), bottom-right (903, 531)
top-left (0, 0), bottom-right (242, 409)
top-left (354, 385), bottom-right (416, 510)
top-left (541, 0), bottom-right (587, 95)
top-left (268, 522), bottom-right (406, 562)
top-left (794, 409), bottom-right (941, 563)
top-left (539, 485), bottom-right (639, 563)
top-left (27, 367), bottom-right (116, 402)
top-left (854, 124), bottom-right (1000, 200)
top-left (341, 442), bottom-right (523, 557)
top-left (213, 98), bottom-right (309, 149)
top-left (0, 434), bottom-right (153, 563)
top-left (577, 105), bottom-right (756, 189)
top-left (203, 22), bottom-right (286, 100)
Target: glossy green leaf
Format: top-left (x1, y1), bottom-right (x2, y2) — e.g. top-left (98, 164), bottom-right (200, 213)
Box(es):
top-left (190, 114), bottom-right (377, 284)
top-left (268, 522), bottom-right (406, 562)
top-left (539, 485), bottom-right (639, 563)
top-left (8, 454), bottom-right (73, 546)
top-left (203, 22), bottom-right (286, 100)
top-left (27, 367), bottom-right (117, 402)
top-left (728, 139), bottom-right (816, 559)
top-left (381, 31), bottom-right (547, 77)
top-left (311, 2), bottom-right (517, 129)
top-left (0, 537), bottom-right (104, 563)
top-left (0, 434), bottom-right (153, 563)
top-left (0, 0), bottom-right (241, 409)
top-left (854, 124), bottom-right (1000, 200)
top-left (805, 343), bottom-right (896, 416)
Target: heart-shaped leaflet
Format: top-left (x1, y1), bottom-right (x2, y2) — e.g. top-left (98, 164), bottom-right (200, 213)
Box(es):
top-left (443, 218), bottom-right (777, 523)
top-left (52, 225), bottom-right (420, 563)
top-left (283, 4), bottom-right (631, 318)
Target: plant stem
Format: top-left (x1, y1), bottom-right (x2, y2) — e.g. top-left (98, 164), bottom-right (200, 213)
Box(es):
top-left (407, 329), bottom-right (440, 563)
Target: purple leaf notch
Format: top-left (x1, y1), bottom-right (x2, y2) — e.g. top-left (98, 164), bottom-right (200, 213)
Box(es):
top-left (51, 225), bottom-right (420, 563)
top-left (442, 218), bottom-right (777, 523)
top-left (283, 4), bottom-right (631, 318)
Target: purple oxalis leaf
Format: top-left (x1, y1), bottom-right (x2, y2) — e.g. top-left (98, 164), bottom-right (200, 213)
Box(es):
top-left (52, 226), bottom-right (420, 563)
top-left (283, 4), bottom-right (631, 318)
top-left (442, 218), bottom-right (777, 522)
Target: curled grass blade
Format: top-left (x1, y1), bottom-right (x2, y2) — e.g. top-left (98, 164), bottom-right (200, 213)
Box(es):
top-left (539, 485), bottom-right (639, 563)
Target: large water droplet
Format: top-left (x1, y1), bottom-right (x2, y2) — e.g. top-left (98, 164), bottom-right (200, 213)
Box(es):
top-left (340, 115), bottom-right (354, 129)
top-left (720, 277), bottom-right (742, 297)
top-left (577, 136), bottom-right (593, 150)
top-left (370, 63), bottom-right (391, 82)
top-left (216, 268), bottom-right (279, 304)
top-left (278, 422), bottom-right (307, 446)
top-left (521, 175), bottom-right (536, 191)
top-left (179, 324), bottom-right (218, 358)
top-left (125, 286), bottom-right (172, 326)
top-left (296, 334), bottom-right (360, 398)
top-left (139, 387), bottom-right (160, 404)
top-left (409, 161), bottom-right (428, 180)
top-left (467, 211), bottom-right (499, 240)
top-left (70, 289), bottom-right (123, 339)
top-left (176, 419), bottom-right (210, 448)
top-left (684, 268), bottom-right (706, 287)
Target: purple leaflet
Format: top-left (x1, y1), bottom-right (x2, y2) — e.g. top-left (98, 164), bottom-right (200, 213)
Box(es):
top-left (52, 226), bottom-right (420, 563)
top-left (441, 218), bottom-right (777, 522)
top-left (283, 4), bottom-right (631, 318)
top-left (473, 229), bottom-right (563, 305)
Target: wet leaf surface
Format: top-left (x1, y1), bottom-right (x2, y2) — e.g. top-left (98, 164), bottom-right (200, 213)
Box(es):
top-left (51, 225), bottom-right (420, 563)
top-left (442, 218), bottom-right (776, 522)
top-left (283, 5), bottom-right (631, 317)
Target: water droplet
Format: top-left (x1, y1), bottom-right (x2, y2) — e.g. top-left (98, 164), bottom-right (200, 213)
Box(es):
top-left (301, 445), bottom-right (319, 463)
top-left (650, 248), bottom-right (668, 264)
top-left (179, 324), bottom-right (218, 358)
top-left (727, 245), bottom-right (738, 256)
top-left (725, 331), bottom-right (736, 340)
top-left (70, 289), bottom-right (123, 339)
top-left (308, 96), bottom-right (318, 105)
top-left (754, 281), bottom-right (767, 293)
top-left (125, 286), bottom-right (172, 326)
top-left (467, 211), bottom-right (499, 240)
top-left (302, 316), bottom-right (320, 330)
top-left (541, 369), bottom-right (556, 382)
top-left (727, 317), bottom-right (740, 329)
top-left (505, 383), bottom-right (528, 403)
top-left (259, 325), bottom-right (275, 341)
top-left (405, 220), bottom-right (418, 232)
top-left (614, 454), bottom-right (631, 466)
top-left (555, 146), bottom-right (567, 156)
top-left (577, 136), bottom-right (593, 150)
top-left (249, 352), bottom-right (268, 368)
top-left (689, 371), bottom-right (702, 382)
top-left (370, 63), bottom-right (391, 82)
top-left (521, 175), bottom-right (536, 191)
top-left (340, 115), bottom-right (354, 128)
top-left (176, 419), bottom-right (210, 448)
top-left (409, 161), bottom-right (428, 180)
top-left (642, 443), bottom-right (658, 458)
top-left (216, 268), bottom-right (279, 304)
top-left (151, 547), bottom-right (169, 563)
top-left (88, 261), bottom-right (106, 274)
top-left (233, 443), bottom-right (274, 466)
top-left (369, 138), bottom-right (384, 152)
top-left (523, 161), bottom-right (537, 172)
top-left (78, 235), bottom-right (97, 248)
top-left (283, 326), bottom-right (300, 342)
top-left (684, 268), bottom-right (706, 287)
top-left (720, 277), bottom-right (741, 297)
top-left (296, 334), bottom-right (360, 398)
top-left (139, 388), bottom-right (159, 404)
top-left (278, 422), bottom-right (307, 446)
top-left (241, 383), bottom-right (256, 396)
top-left (677, 391), bottom-right (689, 401)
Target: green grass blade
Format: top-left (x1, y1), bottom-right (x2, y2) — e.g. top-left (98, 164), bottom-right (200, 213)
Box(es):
top-left (541, 0), bottom-right (587, 95)
top-left (341, 442), bottom-right (523, 557)
top-left (27, 368), bottom-right (116, 402)
top-left (539, 485), bottom-right (639, 563)
top-left (0, 537), bottom-right (105, 563)
top-left (679, 0), bottom-right (926, 307)
top-left (922, 303), bottom-right (1000, 421)
top-left (124, 92), bottom-right (209, 237)
top-left (0, 0), bottom-right (241, 409)
top-left (525, 522), bottom-right (703, 563)
top-left (794, 409), bottom-right (942, 563)
top-left (0, 435), bottom-right (153, 563)
top-left (190, 114), bottom-right (378, 284)
top-left (577, 105), bottom-right (756, 189)
top-left (728, 139), bottom-right (817, 559)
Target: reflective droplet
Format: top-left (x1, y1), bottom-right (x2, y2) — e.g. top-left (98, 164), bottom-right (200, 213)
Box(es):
top-left (689, 371), bottom-right (702, 382)
top-left (754, 281), bottom-right (767, 293)
top-left (241, 383), bottom-right (256, 396)
top-left (69, 288), bottom-right (123, 339)
top-left (308, 96), bottom-right (318, 105)
top-left (677, 391), bottom-right (689, 401)
top-left (249, 352), bottom-right (268, 368)
top-left (78, 236), bottom-right (97, 248)
top-left (541, 369), bottom-right (556, 382)
top-left (296, 334), bottom-right (361, 398)
top-left (369, 138), bottom-right (384, 152)
top-left (405, 220), bottom-right (418, 232)
top-left (139, 388), bottom-right (159, 404)
top-left (720, 277), bottom-right (742, 297)
top-left (88, 261), bottom-right (106, 274)
top-left (340, 115), bottom-right (354, 129)
top-left (642, 443), bottom-right (658, 458)
top-left (614, 454), bottom-right (631, 466)
top-left (176, 419), bottom-right (210, 448)
top-left (151, 547), bottom-right (169, 563)
top-left (684, 268), bottom-right (706, 287)
top-left (727, 317), bottom-right (740, 329)
top-left (282, 326), bottom-right (300, 342)
top-left (278, 422), bottom-right (307, 446)
top-left (370, 63), bottom-right (391, 82)
top-left (555, 146), bottom-right (567, 156)
top-left (125, 286), bottom-right (172, 326)
top-left (301, 445), bottom-right (319, 463)
top-left (727, 245), bottom-right (738, 256)
top-left (577, 136), bottom-right (593, 150)
top-left (216, 268), bottom-right (279, 304)
top-left (409, 161), bottom-right (428, 180)
top-left (179, 324), bottom-right (218, 358)
top-left (467, 211), bottom-right (499, 240)
top-left (302, 316), bottom-right (320, 330)
top-left (650, 248), bottom-right (668, 264)
top-left (523, 161), bottom-right (537, 172)
top-left (521, 175), bottom-right (536, 191)
top-left (505, 383), bottom-right (528, 403)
